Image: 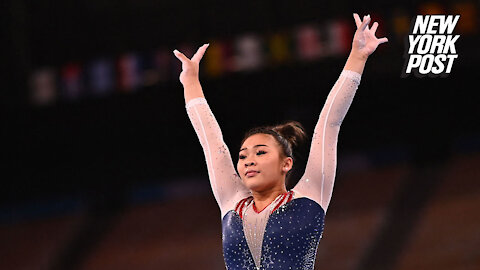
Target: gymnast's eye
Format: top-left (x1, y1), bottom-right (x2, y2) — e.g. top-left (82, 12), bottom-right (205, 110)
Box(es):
top-left (257, 150), bottom-right (266, 156)
top-left (239, 155), bottom-right (246, 159)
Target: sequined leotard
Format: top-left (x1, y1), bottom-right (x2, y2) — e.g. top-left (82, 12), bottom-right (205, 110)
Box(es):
top-left (186, 70), bottom-right (361, 269)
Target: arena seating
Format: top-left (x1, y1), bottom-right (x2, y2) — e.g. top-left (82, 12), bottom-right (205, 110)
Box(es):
top-left (315, 163), bottom-right (410, 269)
top-left (1, 154), bottom-right (479, 270)
top-left (393, 153), bottom-right (480, 270)
top-left (0, 213), bottom-right (86, 270)
top-left (79, 195), bottom-right (225, 269)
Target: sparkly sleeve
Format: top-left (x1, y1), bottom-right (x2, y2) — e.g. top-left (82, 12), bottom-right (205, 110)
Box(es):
top-left (292, 70), bottom-right (361, 213)
top-left (186, 97), bottom-right (251, 218)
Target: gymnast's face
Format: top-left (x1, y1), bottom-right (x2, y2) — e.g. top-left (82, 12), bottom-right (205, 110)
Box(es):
top-left (237, 133), bottom-right (292, 192)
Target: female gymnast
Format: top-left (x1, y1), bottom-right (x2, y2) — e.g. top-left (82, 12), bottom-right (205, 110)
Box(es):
top-left (173, 13), bottom-right (388, 270)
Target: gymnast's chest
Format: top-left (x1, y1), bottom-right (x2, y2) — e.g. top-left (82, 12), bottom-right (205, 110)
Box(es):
top-left (221, 198), bottom-right (325, 266)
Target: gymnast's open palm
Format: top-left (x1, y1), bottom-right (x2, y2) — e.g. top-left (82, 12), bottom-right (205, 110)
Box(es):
top-left (352, 13), bottom-right (388, 59)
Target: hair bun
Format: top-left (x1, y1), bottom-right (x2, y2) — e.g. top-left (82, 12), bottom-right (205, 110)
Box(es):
top-left (272, 120), bottom-right (307, 149)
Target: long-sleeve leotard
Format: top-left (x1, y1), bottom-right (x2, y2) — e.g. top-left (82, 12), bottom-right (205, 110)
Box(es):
top-left (185, 97), bottom-right (252, 219)
top-left (185, 69), bottom-right (361, 218)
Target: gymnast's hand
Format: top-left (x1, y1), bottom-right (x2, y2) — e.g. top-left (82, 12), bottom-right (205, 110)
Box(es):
top-left (173, 44), bottom-right (209, 86)
top-left (351, 13), bottom-right (388, 60)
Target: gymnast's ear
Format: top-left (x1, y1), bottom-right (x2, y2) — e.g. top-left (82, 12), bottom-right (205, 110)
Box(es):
top-left (282, 157), bottom-right (293, 172)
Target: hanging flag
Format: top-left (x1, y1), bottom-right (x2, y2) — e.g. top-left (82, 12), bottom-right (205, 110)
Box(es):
top-left (61, 62), bottom-right (83, 101)
top-left (204, 41), bottom-right (235, 77)
top-left (117, 53), bottom-right (143, 92)
top-left (30, 67), bottom-right (57, 106)
top-left (150, 48), bottom-right (170, 84)
top-left (204, 41), bottom-right (223, 77)
top-left (296, 24), bottom-right (324, 61)
top-left (88, 58), bottom-right (114, 97)
top-left (220, 40), bottom-right (235, 73)
top-left (326, 19), bottom-right (353, 56)
top-left (233, 34), bottom-right (264, 71)
top-left (267, 31), bottom-right (292, 65)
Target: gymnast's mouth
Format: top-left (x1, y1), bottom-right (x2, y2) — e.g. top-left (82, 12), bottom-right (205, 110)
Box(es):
top-left (245, 170), bottom-right (259, 177)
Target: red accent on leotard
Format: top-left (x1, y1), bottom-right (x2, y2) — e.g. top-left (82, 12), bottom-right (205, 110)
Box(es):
top-left (235, 198), bottom-right (247, 214)
top-left (286, 190), bottom-right (293, 204)
top-left (271, 191), bottom-right (290, 213)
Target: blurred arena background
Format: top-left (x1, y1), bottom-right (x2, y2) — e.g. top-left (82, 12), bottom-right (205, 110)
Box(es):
top-left (1, 0), bottom-right (479, 269)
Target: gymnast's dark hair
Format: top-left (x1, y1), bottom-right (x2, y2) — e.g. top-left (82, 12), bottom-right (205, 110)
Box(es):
top-left (239, 120), bottom-right (308, 190)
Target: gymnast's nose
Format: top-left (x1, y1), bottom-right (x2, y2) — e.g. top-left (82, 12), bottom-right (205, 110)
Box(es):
top-left (245, 160), bottom-right (255, 167)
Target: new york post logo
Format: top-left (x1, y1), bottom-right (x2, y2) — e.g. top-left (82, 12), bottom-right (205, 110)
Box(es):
top-left (402, 15), bottom-right (460, 78)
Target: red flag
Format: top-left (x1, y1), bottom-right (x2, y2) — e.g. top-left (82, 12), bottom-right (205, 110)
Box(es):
top-left (117, 53), bottom-right (142, 92)
top-left (152, 48), bottom-right (171, 83)
top-left (326, 19), bottom-right (353, 56)
top-left (296, 24), bottom-right (324, 61)
top-left (61, 62), bottom-right (83, 100)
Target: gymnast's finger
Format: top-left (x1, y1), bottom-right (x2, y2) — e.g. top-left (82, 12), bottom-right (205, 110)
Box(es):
top-left (378, 37), bottom-right (389, 44)
top-left (371, 22), bottom-right (379, 34)
top-left (191, 43), bottom-right (210, 63)
top-left (173, 49), bottom-right (189, 63)
top-left (360, 15), bottom-right (371, 31)
top-left (353, 13), bottom-right (362, 28)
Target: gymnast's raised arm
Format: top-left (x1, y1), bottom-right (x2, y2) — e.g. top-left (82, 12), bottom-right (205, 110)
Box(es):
top-left (292, 14), bottom-right (388, 213)
top-left (173, 45), bottom-right (251, 219)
